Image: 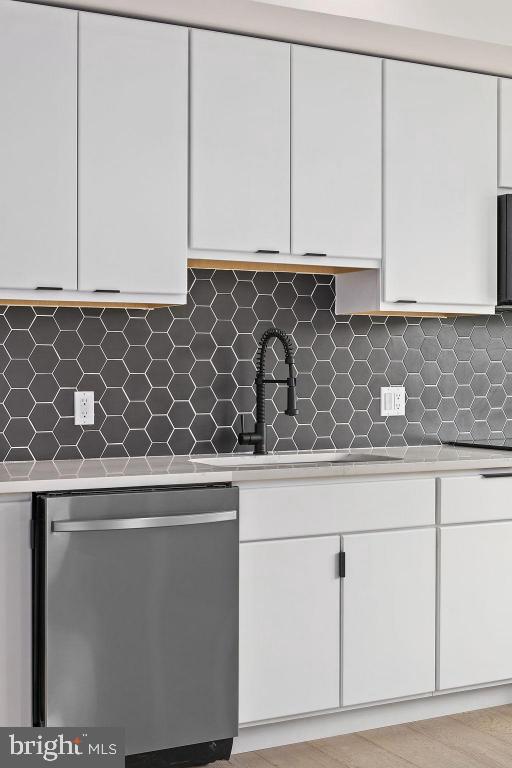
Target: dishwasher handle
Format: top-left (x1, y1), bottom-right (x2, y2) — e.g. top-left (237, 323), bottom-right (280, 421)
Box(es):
top-left (52, 510), bottom-right (237, 533)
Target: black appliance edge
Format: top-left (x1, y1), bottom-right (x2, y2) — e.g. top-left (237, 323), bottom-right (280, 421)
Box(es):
top-left (499, 194), bottom-right (512, 307)
top-left (125, 739), bottom-right (233, 767)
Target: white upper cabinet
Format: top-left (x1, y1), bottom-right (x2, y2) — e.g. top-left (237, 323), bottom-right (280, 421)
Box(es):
top-left (0, 0), bottom-right (77, 291)
top-left (78, 13), bottom-right (188, 301)
top-left (190, 30), bottom-right (290, 255)
top-left (342, 528), bottom-right (436, 706)
top-left (0, 5), bottom-right (501, 306)
top-left (291, 46), bottom-right (381, 262)
top-left (337, 60), bottom-right (497, 315)
top-left (499, 78), bottom-right (512, 187)
top-left (383, 60), bottom-right (497, 308)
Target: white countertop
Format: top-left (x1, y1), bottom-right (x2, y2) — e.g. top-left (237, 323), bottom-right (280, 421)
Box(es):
top-left (1, 445), bottom-right (512, 494)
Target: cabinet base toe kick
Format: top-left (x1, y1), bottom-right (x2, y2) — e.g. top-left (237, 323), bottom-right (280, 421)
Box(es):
top-left (234, 683), bottom-right (512, 754)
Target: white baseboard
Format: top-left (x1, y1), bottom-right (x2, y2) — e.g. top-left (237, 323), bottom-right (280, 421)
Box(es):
top-left (233, 684), bottom-right (512, 754)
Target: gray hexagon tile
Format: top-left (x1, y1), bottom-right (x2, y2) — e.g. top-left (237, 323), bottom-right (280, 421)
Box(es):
top-left (0, 268), bottom-right (511, 460)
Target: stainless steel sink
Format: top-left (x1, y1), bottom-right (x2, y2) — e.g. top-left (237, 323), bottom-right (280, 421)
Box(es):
top-left (190, 451), bottom-right (398, 467)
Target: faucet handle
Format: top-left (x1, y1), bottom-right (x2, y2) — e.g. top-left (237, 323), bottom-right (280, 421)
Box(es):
top-left (238, 413), bottom-right (251, 442)
top-left (238, 413), bottom-right (258, 447)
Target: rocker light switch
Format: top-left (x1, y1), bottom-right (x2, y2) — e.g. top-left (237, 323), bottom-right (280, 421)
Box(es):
top-left (380, 386), bottom-right (406, 417)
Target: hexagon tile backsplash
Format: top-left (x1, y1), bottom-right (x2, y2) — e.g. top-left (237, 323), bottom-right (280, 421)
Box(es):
top-left (0, 268), bottom-right (511, 461)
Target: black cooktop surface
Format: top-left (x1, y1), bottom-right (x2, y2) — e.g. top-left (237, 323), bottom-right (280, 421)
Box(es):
top-left (446, 439), bottom-right (512, 451)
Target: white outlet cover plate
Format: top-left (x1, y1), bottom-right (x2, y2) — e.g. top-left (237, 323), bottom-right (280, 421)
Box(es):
top-left (74, 391), bottom-right (95, 426)
top-left (380, 386), bottom-right (406, 417)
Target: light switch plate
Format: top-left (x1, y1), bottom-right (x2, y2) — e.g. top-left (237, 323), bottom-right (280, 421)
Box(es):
top-left (74, 391), bottom-right (95, 426)
top-left (380, 386), bottom-right (406, 417)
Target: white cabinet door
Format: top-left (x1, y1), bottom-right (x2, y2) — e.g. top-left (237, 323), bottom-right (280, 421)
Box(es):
top-left (190, 30), bottom-right (290, 255)
top-left (291, 46), bottom-right (381, 261)
top-left (384, 60), bottom-right (496, 307)
top-left (439, 522), bottom-right (512, 690)
top-left (0, 0), bottom-right (77, 290)
top-left (79, 13), bottom-right (187, 298)
top-left (239, 536), bottom-right (340, 723)
top-left (0, 496), bottom-right (32, 726)
top-left (342, 528), bottom-right (436, 706)
top-left (499, 78), bottom-right (512, 187)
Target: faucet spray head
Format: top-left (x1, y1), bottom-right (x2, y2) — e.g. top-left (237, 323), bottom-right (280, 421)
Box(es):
top-left (285, 359), bottom-right (298, 416)
top-left (285, 381), bottom-right (298, 416)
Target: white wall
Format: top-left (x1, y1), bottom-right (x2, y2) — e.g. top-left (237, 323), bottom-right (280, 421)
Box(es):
top-left (257, 0), bottom-right (512, 47)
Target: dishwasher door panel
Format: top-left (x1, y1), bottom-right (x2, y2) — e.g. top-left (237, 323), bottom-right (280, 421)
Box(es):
top-left (36, 486), bottom-right (238, 756)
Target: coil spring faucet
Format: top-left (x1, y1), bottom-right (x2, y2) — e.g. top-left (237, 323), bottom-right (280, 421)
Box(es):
top-left (238, 327), bottom-right (298, 455)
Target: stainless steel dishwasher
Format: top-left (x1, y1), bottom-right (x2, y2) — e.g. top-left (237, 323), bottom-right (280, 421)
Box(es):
top-left (33, 484), bottom-right (239, 766)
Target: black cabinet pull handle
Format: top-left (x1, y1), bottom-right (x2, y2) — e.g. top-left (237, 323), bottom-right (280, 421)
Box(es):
top-left (394, 299), bottom-right (417, 304)
top-left (339, 551), bottom-right (346, 579)
top-left (303, 252), bottom-right (327, 257)
top-left (255, 250), bottom-right (280, 255)
top-left (36, 286), bottom-right (63, 291)
top-left (481, 472), bottom-right (512, 479)
top-left (94, 289), bottom-right (121, 294)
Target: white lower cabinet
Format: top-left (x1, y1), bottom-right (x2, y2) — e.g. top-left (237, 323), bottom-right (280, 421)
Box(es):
top-left (439, 522), bottom-right (512, 690)
top-left (239, 536), bottom-right (341, 724)
top-left (0, 496), bottom-right (31, 726)
top-left (342, 528), bottom-right (436, 706)
top-left (238, 479), bottom-right (438, 724)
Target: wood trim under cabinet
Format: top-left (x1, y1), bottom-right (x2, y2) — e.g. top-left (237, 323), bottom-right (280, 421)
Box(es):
top-left (0, 298), bottom-right (175, 310)
top-left (188, 258), bottom-right (362, 275)
top-left (350, 311), bottom-right (452, 318)
top-left (0, 288), bottom-right (187, 310)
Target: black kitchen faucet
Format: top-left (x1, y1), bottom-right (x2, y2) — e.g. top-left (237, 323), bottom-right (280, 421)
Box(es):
top-left (238, 327), bottom-right (298, 455)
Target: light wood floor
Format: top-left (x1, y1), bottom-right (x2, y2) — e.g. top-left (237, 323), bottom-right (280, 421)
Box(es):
top-left (217, 705), bottom-right (512, 768)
